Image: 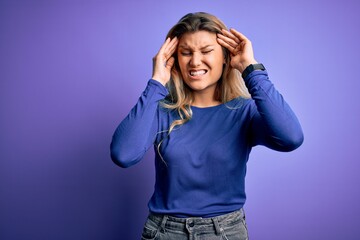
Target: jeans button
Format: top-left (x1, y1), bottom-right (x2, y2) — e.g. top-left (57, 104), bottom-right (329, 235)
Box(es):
top-left (189, 221), bottom-right (194, 227)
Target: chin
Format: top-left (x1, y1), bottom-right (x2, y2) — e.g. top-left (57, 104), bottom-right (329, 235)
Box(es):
top-left (185, 82), bottom-right (216, 92)
top-left (184, 81), bottom-right (202, 89)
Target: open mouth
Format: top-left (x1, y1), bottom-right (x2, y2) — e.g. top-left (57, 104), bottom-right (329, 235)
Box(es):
top-left (189, 69), bottom-right (207, 77)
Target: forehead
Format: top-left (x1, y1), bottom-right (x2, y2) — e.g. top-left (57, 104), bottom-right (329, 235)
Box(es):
top-left (178, 30), bottom-right (217, 48)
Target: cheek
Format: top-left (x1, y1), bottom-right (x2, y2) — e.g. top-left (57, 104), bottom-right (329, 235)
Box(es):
top-left (177, 57), bottom-right (188, 75)
top-left (208, 55), bottom-right (224, 72)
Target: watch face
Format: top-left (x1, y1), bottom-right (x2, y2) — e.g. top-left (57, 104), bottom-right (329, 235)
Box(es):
top-left (253, 63), bottom-right (265, 70)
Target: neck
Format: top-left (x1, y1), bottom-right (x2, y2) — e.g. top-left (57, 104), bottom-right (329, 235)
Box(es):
top-left (191, 90), bottom-right (221, 108)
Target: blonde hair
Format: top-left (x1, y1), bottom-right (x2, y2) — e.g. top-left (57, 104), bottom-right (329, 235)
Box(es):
top-left (157, 12), bottom-right (250, 161)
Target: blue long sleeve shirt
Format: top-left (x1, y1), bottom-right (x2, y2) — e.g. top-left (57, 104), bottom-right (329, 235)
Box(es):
top-left (110, 70), bottom-right (304, 217)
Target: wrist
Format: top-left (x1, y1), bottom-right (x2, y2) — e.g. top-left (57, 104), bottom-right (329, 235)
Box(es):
top-left (241, 63), bottom-right (266, 79)
top-left (238, 60), bottom-right (258, 73)
top-left (151, 76), bottom-right (167, 86)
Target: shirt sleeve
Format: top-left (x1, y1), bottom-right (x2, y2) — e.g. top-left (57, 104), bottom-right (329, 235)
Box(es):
top-left (245, 70), bottom-right (304, 151)
top-left (110, 79), bottom-right (168, 168)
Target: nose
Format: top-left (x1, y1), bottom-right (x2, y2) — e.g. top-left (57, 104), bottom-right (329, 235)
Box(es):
top-left (189, 52), bottom-right (202, 67)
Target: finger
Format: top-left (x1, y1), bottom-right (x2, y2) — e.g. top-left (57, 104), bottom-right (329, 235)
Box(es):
top-left (164, 37), bottom-right (178, 51)
top-left (221, 29), bottom-right (240, 44)
top-left (168, 37), bottom-right (178, 49)
top-left (158, 37), bottom-right (171, 55)
top-left (217, 33), bottom-right (238, 48)
top-left (165, 37), bottom-right (178, 57)
top-left (162, 37), bottom-right (178, 61)
top-left (229, 28), bottom-right (249, 42)
top-left (165, 56), bottom-right (175, 69)
top-left (217, 37), bottom-right (238, 55)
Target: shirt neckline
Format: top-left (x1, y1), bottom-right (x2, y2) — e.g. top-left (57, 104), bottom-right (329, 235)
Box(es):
top-left (190, 103), bottom-right (224, 110)
top-left (190, 98), bottom-right (240, 110)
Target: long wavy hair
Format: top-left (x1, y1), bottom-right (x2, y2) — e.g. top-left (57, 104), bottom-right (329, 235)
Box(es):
top-left (157, 12), bottom-right (250, 161)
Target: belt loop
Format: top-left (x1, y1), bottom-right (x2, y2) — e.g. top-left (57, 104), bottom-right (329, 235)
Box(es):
top-left (212, 217), bottom-right (221, 235)
top-left (241, 208), bottom-right (246, 219)
top-left (159, 215), bottom-right (168, 233)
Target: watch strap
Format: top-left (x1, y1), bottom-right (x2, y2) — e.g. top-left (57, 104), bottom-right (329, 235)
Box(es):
top-left (242, 63), bottom-right (266, 79)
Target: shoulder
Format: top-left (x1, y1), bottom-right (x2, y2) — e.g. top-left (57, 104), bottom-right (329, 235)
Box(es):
top-left (157, 98), bottom-right (179, 118)
top-left (222, 97), bottom-right (257, 122)
top-left (224, 97), bottom-right (253, 110)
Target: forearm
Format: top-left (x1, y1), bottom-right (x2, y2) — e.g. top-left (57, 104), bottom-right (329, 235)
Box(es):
top-left (110, 79), bottom-right (168, 167)
top-left (246, 70), bottom-right (304, 151)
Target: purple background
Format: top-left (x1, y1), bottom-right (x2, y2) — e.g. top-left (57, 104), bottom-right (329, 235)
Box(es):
top-left (1, 0), bottom-right (359, 239)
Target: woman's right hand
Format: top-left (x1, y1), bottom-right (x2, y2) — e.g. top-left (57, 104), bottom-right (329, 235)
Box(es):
top-left (152, 37), bottom-right (178, 86)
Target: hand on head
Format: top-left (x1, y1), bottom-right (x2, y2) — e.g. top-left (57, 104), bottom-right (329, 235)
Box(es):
top-left (152, 37), bottom-right (179, 86)
top-left (217, 28), bottom-right (258, 73)
top-left (151, 28), bottom-right (257, 86)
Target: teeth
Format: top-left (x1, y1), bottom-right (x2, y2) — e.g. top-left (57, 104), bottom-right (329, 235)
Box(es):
top-left (190, 70), bottom-right (206, 76)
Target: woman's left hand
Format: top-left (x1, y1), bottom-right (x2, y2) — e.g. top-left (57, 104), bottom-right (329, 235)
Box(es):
top-left (217, 28), bottom-right (258, 73)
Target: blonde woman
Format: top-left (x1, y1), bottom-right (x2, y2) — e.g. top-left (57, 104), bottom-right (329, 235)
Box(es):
top-left (111, 12), bottom-right (303, 240)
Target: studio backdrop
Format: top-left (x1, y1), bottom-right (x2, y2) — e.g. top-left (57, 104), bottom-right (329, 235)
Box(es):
top-left (1, 0), bottom-right (359, 239)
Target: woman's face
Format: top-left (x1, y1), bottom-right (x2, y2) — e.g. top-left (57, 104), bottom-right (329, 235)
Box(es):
top-left (177, 30), bottom-right (224, 95)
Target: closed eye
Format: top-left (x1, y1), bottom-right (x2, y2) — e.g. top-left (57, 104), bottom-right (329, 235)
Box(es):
top-left (180, 52), bottom-right (192, 56)
top-left (180, 49), bottom-right (214, 56)
top-left (202, 49), bottom-right (214, 54)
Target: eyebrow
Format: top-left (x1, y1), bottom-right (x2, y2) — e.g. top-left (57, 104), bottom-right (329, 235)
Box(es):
top-left (178, 44), bottom-right (214, 50)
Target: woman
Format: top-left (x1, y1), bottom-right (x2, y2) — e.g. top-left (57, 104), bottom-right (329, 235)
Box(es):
top-left (111, 12), bottom-right (303, 240)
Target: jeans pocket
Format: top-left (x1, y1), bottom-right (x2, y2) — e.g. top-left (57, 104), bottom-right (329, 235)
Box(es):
top-left (221, 218), bottom-right (248, 240)
top-left (141, 218), bottom-right (159, 240)
top-left (141, 226), bottom-right (158, 240)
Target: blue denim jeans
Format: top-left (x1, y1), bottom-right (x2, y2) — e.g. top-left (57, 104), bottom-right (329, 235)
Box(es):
top-left (141, 209), bottom-right (249, 240)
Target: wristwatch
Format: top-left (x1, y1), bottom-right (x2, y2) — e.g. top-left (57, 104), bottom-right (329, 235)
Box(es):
top-left (242, 63), bottom-right (266, 79)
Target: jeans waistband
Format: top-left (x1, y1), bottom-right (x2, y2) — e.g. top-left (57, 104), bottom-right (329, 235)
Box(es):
top-left (148, 209), bottom-right (245, 235)
top-left (150, 209), bottom-right (243, 223)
